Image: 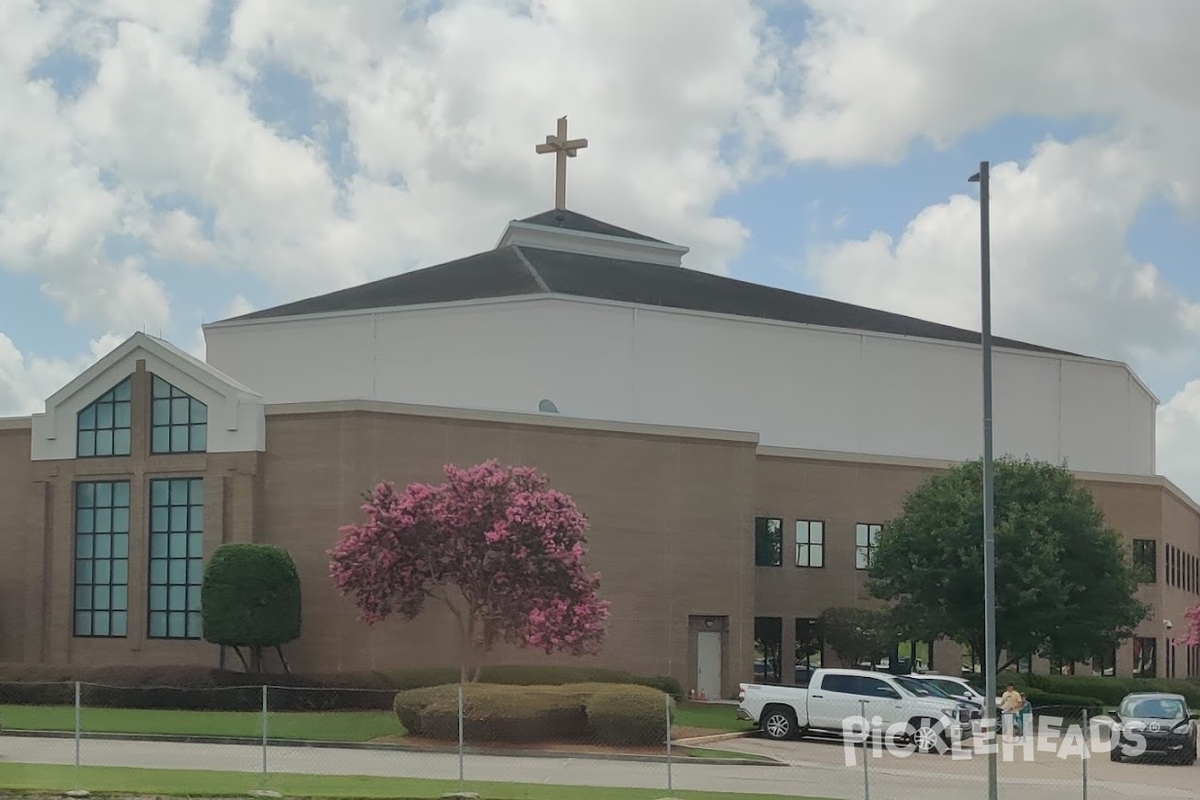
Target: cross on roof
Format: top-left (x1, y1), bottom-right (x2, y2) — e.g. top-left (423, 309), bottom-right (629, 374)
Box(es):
top-left (535, 116), bottom-right (588, 210)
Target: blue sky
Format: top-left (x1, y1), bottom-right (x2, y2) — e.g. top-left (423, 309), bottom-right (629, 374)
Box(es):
top-left (4, 0), bottom-right (1200, 489)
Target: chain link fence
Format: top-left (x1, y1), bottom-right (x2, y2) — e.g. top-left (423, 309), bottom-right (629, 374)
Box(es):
top-left (0, 686), bottom-right (1196, 799)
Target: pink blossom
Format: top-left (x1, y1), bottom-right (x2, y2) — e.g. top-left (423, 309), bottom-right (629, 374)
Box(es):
top-left (328, 460), bottom-right (610, 674)
top-left (1175, 604), bottom-right (1200, 647)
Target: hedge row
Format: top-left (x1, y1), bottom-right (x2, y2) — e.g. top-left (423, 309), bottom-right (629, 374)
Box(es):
top-left (0, 663), bottom-right (682, 712)
top-left (1021, 687), bottom-right (1106, 715)
top-left (996, 671), bottom-right (1200, 708)
top-left (394, 682), bottom-right (674, 745)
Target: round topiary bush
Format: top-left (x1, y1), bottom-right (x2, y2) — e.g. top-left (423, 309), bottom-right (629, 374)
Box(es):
top-left (201, 543), bottom-right (301, 672)
top-left (584, 687), bottom-right (673, 746)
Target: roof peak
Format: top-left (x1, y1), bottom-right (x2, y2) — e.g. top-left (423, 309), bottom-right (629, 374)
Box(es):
top-left (497, 209), bottom-right (688, 267)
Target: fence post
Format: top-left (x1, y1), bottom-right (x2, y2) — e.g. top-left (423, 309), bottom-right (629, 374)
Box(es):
top-left (665, 693), bottom-right (673, 795)
top-left (1081, 709), bottom-right (1089, 800)
top-left (457, 683), bottom-right (465, 791)
top-left (74, 681), bottom-right (81, 787)
top-left (261, 685), bottom-right (269, 790)
top-left (859, 698), bottom-right (870, 800)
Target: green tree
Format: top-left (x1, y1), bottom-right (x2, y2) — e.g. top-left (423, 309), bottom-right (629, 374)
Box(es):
top-left (818, 606), bottom-right (896, 668)
top-left (867, 457), bottom-right (1149, 671)
top-left (202, 543), bottom-right (302, 673)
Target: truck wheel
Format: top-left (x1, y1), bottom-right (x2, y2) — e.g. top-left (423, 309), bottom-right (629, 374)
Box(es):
top-left (761, 705), bottom-right (797, 740)
top-left (909, 718), bottom-right (943, 754)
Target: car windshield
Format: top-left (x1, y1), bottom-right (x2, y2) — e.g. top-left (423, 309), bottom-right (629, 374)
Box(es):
top-left (895, 676), bottom-right (946, 698)
top-left (1121, 697), bottom-right (1186, 719)
top-left (924, 678), bottom-right (976, 697)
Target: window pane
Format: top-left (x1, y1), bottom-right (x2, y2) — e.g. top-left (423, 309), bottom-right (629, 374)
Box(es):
top-left (192, 401), bottom-right (207, 424)
top-left (151, 480), bottom-right (169, 505)
top-left (114, 402), bottom-right (131, 428)
top-left (856, 526), bottom-right (868, 546)
top-left (75, 585), bottom-right (92, 609)
top-left (153, 376), bottom-right (168, 398)
top-left (112, 612), bottom-right (128, 636)
top-left (169, 532), bottom-right (187, 557)
top-left (96, 429), bottom-right (113, 455)
top-left (188, 558), bottom-right (203, 583)
top-left (77, 482), bottom-right (95, 506)
top-left (170, 480), bottom-right (189, 504)
top-left (170, 507), bottom-right (188, 531)
top-left (97, 403), bottom-right (114, 428)
top-left (94, 508), bottom-right (112, 533)
top-left (149, 586), bottom-right (168, 611)
top-left (79, 406), bottom-right (96, 428)
top-left (151, 427), bottom-right (170, 453)
top-left (171, 425), bottom-right (189, 452)
top-left (77, 430), bottom-right (96, 456)
top-left (112, 507), bottom-right (129, 534)
top-left (94, 560), bottom-right (111, 584)
top-left (112, 585), bottom-right (128, 611)
top-left (168, 586), bottom-right (186, 610)
top-left (151, 508), bottom-right (169, 533)
top-left (76, 534), bottom-right (93, 558)
top-left (188, 533), bottom-right (203, 557)
top-left (811, 522), bottom-right (823, 543)
top-left (75, 612), bottom-right (92, 636)
top-left (77, 509), bottom-right (94, 534)
top-left (152, 398), bottom-right (171, 423)
top-left (190, 425), bottom-right (207, 451)
top-left (93, 586), bottom-right (110, 610)
top-left (114, 379), bottom-right (131, 401)
top-left (149, 532), bottom-right (167, 558)
top-left (149, 611), bottom-right (167, 637)
top-left (168, 560), bottom-right (186, 583)
top-left (94, 535), bottom-right (111, 559)
top-left (113, 428), bottom-right (131, 456)
top-left (187, 612), bottom-right (203, 639)
top-left (187, 586), bottom-right (201, 610)
top-left (171, 397), bottom-right (190, 420)
top-left (150, 559), bottom-right (168, 584)
top-left (168, 612), bottom-right (186, 637)
top-left (76, 560), bottom-right (93, 584)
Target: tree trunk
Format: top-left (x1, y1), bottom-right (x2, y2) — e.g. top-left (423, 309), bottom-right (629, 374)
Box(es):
top-left (251, 645), bottom-right (263, 673)
top-left (275, 645), bottom-right (291, 674)
top-left (232, 645), bottom-right (250, 672)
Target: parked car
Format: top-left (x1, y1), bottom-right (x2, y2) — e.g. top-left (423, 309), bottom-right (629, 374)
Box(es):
top-left (737, 667), bottom-right (975, 752)
top-left (1110, 692), bottom-right (1198, 765)
top-left (903, 675), bottom-right (984, 722)
top-left (912, 674), bottom-right (993, 709)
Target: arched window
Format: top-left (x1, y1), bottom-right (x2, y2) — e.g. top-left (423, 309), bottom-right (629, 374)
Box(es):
top-left (77, 378), bottom-right (132, 457)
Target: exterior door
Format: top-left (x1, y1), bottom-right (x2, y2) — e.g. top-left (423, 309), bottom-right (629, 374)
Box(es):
top-left (697, 631), bottom-right (722, 699)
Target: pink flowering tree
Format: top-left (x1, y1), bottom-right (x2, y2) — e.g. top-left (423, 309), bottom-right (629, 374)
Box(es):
top-left (328, 460), bottom-right (611, 683)
top-left (1176, 604), bottom-right (1200, 647)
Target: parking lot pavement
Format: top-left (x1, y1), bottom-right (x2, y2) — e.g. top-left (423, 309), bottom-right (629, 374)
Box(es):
top-left (721, 733), bottom-right (1200, 800)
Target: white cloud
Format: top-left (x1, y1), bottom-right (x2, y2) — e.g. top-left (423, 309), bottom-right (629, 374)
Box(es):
top-left (0, 330), bottom-right (123, 416)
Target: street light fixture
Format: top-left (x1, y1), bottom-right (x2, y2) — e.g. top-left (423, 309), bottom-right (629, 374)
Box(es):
top-left (968, 161), bottom-right (998, 800)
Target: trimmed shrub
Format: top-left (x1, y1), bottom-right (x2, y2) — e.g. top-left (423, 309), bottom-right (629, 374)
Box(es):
top-left (1020, 673), bottom-right (1200, 707)
top-left (393, 682), bottom-right (671, 745)
top-left (585, 688), bottom-right (673, 746)
top-left (1022, 687), bottom-right (1106, 715)
top-left (201, 544), bottom-right (302, 672)
top-left (0, 663), bottom-right (680, 714)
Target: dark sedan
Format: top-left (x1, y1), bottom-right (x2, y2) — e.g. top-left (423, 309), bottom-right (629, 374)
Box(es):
top-left (1110, 692), bottom-right (1197, 765)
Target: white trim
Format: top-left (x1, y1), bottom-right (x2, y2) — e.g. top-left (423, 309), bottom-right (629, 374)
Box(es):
top-left (493, 220), bottom-right (689, 266)
top-left (30, 332), bottom-right (266, 460)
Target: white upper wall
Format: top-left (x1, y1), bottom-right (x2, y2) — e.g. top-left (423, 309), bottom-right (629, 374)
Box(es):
top-left (30, 332), bottom-right (266, 461)
top-left (203, 296), bottom-right (1157, 476)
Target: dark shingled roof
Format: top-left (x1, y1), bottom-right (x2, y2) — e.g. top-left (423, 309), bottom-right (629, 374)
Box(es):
top-left (224, 242), bottom-right (1077, 357)
top-left (517, 209), bottom-right (666, 243)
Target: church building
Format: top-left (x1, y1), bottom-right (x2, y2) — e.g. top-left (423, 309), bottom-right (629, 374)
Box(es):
top-left (1, 126), bottom-right (1198, 697)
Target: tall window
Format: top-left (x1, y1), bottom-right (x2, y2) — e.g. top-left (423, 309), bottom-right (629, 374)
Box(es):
top-left (1132, 539), bottom-right (1156, 583)
top-left (148, 478), bottom-right (204, 639)
top-left (855, 523), bottom-right (881, 570)
top-left (1133, 636), bottom-right (1157, 677)
top-left (754, 616), bottom-right (783, 684)
top-left (150, 376), bottom-right (208, 454)
top-left (795, 520), bottom-right (824, 567)
top-left (1051, 657), bottom-right (1076, 675)
top-left (1166, 642), bottom-right (1177, 679)
top-left (1091, 648), bottom-right (1116, 677)
top-left (77, 378), bottom-right (132, 457)
top-left (755, 517), bottom-right (782, 567)
top-left (74, 481), bottom-right (130, 637)
top-left (795, 618), bottom-right (823, 685)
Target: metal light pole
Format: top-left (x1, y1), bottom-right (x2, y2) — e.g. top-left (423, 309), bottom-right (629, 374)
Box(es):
top-left (968, 161), bottom-right (998, 800)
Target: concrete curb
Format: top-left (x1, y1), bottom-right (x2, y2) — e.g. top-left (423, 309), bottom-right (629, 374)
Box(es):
top-left (0, 729), bottom-right (785, 767)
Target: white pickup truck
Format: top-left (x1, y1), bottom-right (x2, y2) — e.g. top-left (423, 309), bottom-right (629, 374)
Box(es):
top-left (737, 667), bottom-right (976, 752)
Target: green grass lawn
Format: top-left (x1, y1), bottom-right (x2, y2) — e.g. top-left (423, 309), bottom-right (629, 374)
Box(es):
top-left (0, 700), bottom-right (751, 743)
top-left (0, 763), bottom-right (818, 800)
top-left (674, 702), bottom-right (754, 733)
